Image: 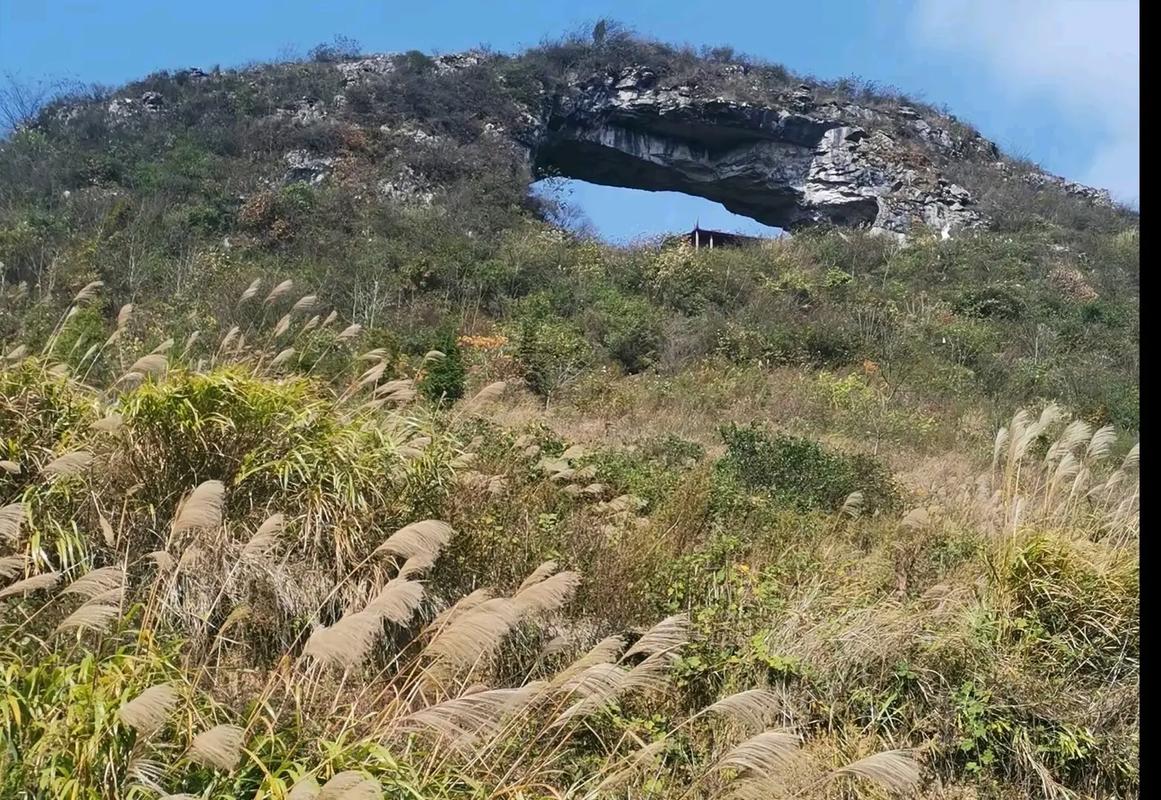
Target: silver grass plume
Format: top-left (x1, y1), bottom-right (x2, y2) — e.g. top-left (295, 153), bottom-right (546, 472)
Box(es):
top-left (264, 279), bottom-right (294, 305)
top-left (129, 353), bottom-right (167, 377)
top-left (72, 280), bottom-right (104, 304)
top-left (517, 560), bottom-right (559, 593)
top-left (55, 603), bottom-right (119, 635)
top-left (623, 614), bottom-right (689, 660)
top-left (830, 749), bottom-right (922, 795)
top-left (0, 554), bottom-right (31, 580)
top-left (401, 684), bottom-right (543, 746)
top-left (42, 450), bottom-right (93, 478)
top-left (1046, 419), bottom-right (1092, 463)
top-left (513, 569), bottom-right (581, 615)
top-left (364, 579), bottom-right (426, 625)
top-left (92, 413), bottom-right (123, 433)
top-left (715, 729), bottom-right (802, 779)
top-left (1, 502), bottom-right (25, 543)
top-left (287, 776), bottom-right (321, 799)
top-left (374, 519), bottom-right (452, 560)
top-left (238, 278), bottom-right (261, 305)
top-left (172, 480), bottom-right (225, 533)
top-left (270, 347), bottom-right (296, 367)
top-left (150, 337), bottom-right (175, 355)
top-left (189, 723), bottom-right (246, 771)
top-left (703, 689), bottom-right (784, 732)
top-left (0, 571), bottom-right (61, 599)
top-left (423, 597), bottom-right (523, 673)
top-left (241, 513), bottom-right (284, 558)
top-left (272, 314), bottom-right (293, 339)
top-left (318, 771), bottom-right (381, 800)
top-left (430, 587), bottom-right (493, 629)
top-left (304, 611), bottom-right (383, 668)
top-left (840, 491), bottom-right (864, 518)
top-left (118, 684), bottom-right (180, 737)
top-left (293, 294), bottom-right (319, 312)
top-left (61, 565), bottom-right (124, 598)
top-left (1122, 442), bottom-right (1139, 471)
top-left (1085, 424), bottom-right (1118, 462)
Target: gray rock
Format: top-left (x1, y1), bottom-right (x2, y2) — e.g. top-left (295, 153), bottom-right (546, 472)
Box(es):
top-left (337, 55), bottom-right (396, 85)
top-left (283, 150), bottom-right (334, 185)
top-left (106, 97), bottom-right (138, 122)
top-left (512, 62), bottom-right (1119, 237)
top-left (140, 92), bottom-right (165, 112)
top-left (433, 51), bottom-right (489, 75)
top-left (276, 97), bottom-right (327, 125)
top-left (377, 166), bottom-right (435, 205)
top-left (178, 67), bottom-right (209, 83)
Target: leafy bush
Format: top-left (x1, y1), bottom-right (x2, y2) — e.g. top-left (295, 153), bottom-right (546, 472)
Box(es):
top-left (513, 304), bottom-right (593, 400)
top-left (582, 289), bottom-right (662, 373)
top-left (716, 423), bottom-right (898, 513)
top-left (418, 331), bottom-right (466, 404)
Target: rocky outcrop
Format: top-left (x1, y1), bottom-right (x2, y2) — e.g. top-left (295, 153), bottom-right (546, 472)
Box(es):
top-left (533, 68), bottom-right (991, 237)
top-left (282, 150), bottom-right (334, 185)
top-left (530, 66), bottom-right (1113, 237)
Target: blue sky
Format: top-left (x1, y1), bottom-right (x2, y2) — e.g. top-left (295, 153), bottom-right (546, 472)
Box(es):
top-left (1, 1), bottom-right (1138, 241)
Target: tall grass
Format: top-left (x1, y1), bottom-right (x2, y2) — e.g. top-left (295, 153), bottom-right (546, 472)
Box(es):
top-left (0, 283), bottom-right (1139, 799)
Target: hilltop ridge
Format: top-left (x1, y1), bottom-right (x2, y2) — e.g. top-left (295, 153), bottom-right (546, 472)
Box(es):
top-left (25, 38), bottom-right (1124, 241)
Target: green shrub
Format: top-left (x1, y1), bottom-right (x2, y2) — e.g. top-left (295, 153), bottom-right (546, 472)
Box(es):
top-left (513, 303), bottom-right (593, 400)
top-left (582, 289), bottom-right (662, 373)
top-left (418, 331), bottom-right (466, 404)
top-left (953, 283), bottom-right (1027, 320)
top-left (716, 423), bottom-right (898, 513)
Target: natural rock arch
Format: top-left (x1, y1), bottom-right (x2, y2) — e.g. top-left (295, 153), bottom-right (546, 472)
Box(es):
top-left (531, 70), bottom-right (980, 237)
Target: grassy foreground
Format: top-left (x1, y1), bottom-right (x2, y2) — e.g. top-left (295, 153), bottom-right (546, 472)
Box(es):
top-left (0, 279), bottom-right (1138, 800)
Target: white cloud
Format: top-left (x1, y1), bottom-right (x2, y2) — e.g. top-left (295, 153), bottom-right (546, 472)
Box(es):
top-left (911, 0), bottom-right (1138, 204)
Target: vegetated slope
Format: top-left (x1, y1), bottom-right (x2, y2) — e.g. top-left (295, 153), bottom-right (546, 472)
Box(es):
top-left (0, 26), bottom-right (1139, 800)
top-left (0, 27), bottom-right (1140, 426)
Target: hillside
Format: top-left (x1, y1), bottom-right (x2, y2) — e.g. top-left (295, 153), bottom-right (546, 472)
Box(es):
top-left (0, 27), bottom-right (1140, 800)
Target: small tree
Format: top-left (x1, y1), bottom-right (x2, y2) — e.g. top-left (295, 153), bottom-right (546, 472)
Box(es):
top-left (308, 35), bottom-right (363, 63)
top-left (1, 74), bottom-right (53, 134)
